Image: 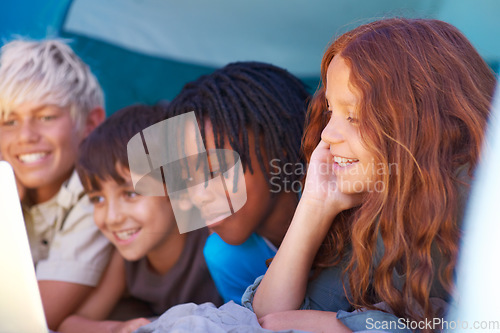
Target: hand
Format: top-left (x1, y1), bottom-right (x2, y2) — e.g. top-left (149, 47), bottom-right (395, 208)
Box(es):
top-left (259, 310), bottom-right (352, 333)
top-left (110, 318), bottom-right (151, 333)
top-left (302, 140), bottom-right (364, 217)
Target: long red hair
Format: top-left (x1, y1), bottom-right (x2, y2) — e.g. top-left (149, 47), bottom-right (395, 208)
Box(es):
top-left (303, 18), bottom-right (496, 323)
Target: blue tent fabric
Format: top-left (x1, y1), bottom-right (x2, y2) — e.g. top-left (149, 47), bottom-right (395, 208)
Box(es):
top-left (1, 0), bottom-right (499, 115)
top-left (59, 34), bottom-right (219, 113)
top-left (1, 0), bottom-right (71, 40)
top-left (59, 31), bottom-right (320, 114)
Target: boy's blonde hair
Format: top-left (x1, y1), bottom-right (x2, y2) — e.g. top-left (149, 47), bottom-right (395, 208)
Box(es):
top-left (0, 39), bottom-right (104, 130)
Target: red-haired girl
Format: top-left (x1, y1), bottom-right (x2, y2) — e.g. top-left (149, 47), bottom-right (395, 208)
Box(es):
top-left (246, 18), bottom-right (496, 332)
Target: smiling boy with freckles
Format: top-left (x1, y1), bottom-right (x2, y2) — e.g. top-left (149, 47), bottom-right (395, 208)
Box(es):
top-left (0, 39), bottom-right (112, 330)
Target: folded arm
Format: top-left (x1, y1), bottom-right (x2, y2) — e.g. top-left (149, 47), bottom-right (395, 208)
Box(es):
top-left (58, 250), bottom-right (128, 332)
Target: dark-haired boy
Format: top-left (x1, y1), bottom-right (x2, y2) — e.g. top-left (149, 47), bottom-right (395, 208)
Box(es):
top-left (59, 104), bottom-right (221, 332)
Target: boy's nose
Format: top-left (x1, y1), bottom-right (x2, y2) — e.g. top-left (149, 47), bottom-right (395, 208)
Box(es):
top-left (188, 181), bottom-right (216, 208)
top-left (104, 201), bottom-right (125, 226)
top-left (18, 120), bottom-right (40, 143)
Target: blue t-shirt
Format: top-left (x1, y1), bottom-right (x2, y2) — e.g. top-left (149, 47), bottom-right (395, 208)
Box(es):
top-left (203, 232), bottom-right (277, 304)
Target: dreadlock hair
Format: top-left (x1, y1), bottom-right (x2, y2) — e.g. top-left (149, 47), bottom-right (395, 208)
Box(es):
top-left (77, 104), bottom-right (165, 192)
top-left (165, 61), bottom-right (310, 191)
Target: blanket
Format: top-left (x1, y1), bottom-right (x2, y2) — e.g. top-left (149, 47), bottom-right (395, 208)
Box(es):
top-left (133, 301), bottom-right (308, 333)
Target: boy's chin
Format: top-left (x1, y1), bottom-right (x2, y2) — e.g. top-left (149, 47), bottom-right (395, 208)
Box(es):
top-left (118, 250), bottom-right (143, 262)
top-left (211, 228), bottom-right (249, 246)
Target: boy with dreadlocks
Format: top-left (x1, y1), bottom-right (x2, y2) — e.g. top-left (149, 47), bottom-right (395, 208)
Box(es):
top-left (166, 61), bottom-right (310, 304)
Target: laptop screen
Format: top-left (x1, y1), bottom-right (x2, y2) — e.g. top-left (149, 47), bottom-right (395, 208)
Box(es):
top-left (0, 161), bottom-right (48, 333)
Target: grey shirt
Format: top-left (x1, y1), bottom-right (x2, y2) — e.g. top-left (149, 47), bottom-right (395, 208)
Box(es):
top-left (125, 228), bottom-right (223, 315)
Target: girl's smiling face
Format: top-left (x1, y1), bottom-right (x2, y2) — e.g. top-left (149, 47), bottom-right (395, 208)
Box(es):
top-left (321, 55), bottom-right (376, 194)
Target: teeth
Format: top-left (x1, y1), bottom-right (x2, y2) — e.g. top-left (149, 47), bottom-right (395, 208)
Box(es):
top-left (115, 229), bottom-right (140, 240)
top-left (18, 152), bottom-right (48, 163)
top-left (333, 156), bottom-right (359, 167)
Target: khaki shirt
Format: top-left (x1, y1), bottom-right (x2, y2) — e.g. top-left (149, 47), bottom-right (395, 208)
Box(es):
top-left (23, 170), bottom-right (112, 286)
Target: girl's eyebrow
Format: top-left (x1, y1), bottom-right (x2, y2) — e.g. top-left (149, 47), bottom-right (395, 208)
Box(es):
top-left (338, 99), bottom-right (356, 106)
top-left (326, 96), bottom-right (357, 107)
top-left (325, 90), bottom-right (357, 107)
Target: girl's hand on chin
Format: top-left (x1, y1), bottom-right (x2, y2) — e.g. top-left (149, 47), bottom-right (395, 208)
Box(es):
top-left (302, 140), bottom-right (364, 215)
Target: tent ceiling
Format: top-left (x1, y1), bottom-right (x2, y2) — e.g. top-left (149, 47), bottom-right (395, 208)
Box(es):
top-left (63, 0), bottom-right (499, 77)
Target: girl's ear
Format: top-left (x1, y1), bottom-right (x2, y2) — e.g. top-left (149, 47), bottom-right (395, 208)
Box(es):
top-left (83, 107), bottom-right (105, 137)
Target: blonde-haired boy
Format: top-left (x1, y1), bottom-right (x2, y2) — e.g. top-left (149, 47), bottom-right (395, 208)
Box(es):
top-left (0, 39), bottom-right (112, 330)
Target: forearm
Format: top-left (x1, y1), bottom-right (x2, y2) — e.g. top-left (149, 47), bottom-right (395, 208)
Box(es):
top-left (253, 196), bottom-right (341, 317)
top-left (39, 281), bottom-right (94, 330)
top-left (58, 315), bottom-right (119, 333)
top-left (259, 310), bottom-right (352, 333)
top-left (59, 315), bottom-right (151, 333)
